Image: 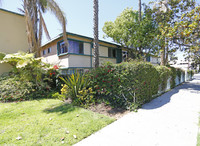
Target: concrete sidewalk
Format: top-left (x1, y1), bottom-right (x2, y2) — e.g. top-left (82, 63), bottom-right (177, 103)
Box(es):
top-left (75, 74), bottom-right (200, 146)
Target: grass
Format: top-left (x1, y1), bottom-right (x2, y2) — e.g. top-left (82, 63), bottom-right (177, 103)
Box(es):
top-left (0, 99), bottom-right (115, 145)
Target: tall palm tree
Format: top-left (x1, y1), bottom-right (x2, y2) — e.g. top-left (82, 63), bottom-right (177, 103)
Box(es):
top-left (23, 0), bottom-right (67, 57)
top-left (93, 0), bottom-right (99, 68)
top-left (138, 0), bottom-right (141, 22)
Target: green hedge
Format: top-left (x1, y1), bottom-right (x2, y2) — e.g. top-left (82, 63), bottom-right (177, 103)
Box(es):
top-left (87, 61), bottom-right (187, 110)
top-left (155, 66), bottom-right (172, 91)
top-left (87, 62), bottom-right (159, 109)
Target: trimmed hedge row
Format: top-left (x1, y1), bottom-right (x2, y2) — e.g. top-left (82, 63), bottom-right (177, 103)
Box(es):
top-left (87, 61), bottom-right (186, 110)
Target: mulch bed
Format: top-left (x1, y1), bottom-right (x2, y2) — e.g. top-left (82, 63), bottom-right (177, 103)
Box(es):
top-left (87, 103), bottom-right (130, 120)
top-left (65, 99), bottom-right (130, 119)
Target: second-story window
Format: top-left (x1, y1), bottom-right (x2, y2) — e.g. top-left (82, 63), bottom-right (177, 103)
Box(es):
top-left (59, 42), bottom-right (68, 54)
top-left (68, 40), bottom-right (83, 54)
top-left (108, 48), bottom-right (116, 58)
top-left (43, 50), bottom-right (46, 55)
top-left (58, 40), bottom-right (83, 55)
top-left (48, 48), bottom-right (51, 53)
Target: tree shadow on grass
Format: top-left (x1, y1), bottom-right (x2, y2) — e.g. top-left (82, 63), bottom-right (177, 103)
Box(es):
top-left (142, 76), bottom-right (200, 110)
top-left (43, 102), bottom-right (76, 114)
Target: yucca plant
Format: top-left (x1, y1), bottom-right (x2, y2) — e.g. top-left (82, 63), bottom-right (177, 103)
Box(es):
top-left (60, 71), bottom-right (89, 99)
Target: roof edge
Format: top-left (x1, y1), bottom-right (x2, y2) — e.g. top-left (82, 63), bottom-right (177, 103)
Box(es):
top-left (42, 32), bottom-right (121, 48)
top-left (0, 8), bottom-right (24, 17)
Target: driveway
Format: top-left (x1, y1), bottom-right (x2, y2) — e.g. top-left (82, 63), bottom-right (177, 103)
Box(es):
top-left (75, 74), bottom-right (200, 146)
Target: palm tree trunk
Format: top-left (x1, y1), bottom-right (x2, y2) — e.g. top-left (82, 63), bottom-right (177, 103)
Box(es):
top-left (138, 0), bottom-right (141, 22)
top-left (93, 0), bottom-right (99, 68)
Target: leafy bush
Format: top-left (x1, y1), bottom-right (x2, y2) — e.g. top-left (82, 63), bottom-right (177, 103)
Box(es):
top-left (51, 92), bottom-right (65, 101)
top-left (46, 65), bottom-right (61, 89)
top-left (156, 66), bottom-right (172, 91)
top-left (87, 61), bottom-right (160, 110)
top-left (167, 66), bottom-right (177, 88)
top-left (187, 70), bottom-right (194, 77)
top-left (76, 87), bottom-right (96, 108)
top-left (0, 52), bottom-right (59, 102)
top-left (176, 68), bottom-right (183, 83)
top-left (0, 75), bottom-right (34, 102)
top-left (0, 52), bottom-right (6, 60)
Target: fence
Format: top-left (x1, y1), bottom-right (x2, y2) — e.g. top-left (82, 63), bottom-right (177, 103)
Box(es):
top-left (159, 71), bottom-right (193, 94)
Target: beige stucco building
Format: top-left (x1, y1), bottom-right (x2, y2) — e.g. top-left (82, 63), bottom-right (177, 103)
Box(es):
top-left (41, 32), bottom-right (123, 74)
top-left (0, 8), bottom-right (28, 74)
top-left (41, 32), bottom-right (161, 75)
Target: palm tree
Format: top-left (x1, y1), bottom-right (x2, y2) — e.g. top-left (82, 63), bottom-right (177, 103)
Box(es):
top-left (93, 0), bottom-right (99, 68)
top-left (138, 0), bottom-right (141, 22)
top-left (22, 0), bottom-right (67, 57)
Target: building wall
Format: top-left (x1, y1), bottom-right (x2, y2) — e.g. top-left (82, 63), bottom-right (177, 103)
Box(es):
top-left (41, 34), bottom-right (119, 70)
top-left (84, 43), bottom-right (91, 55)
top-left (151, 56), bottom-right (160, 65)
top-left (0, 9), bottom-right (28, 74)
top-left (69, 55), bottom-right (91, 68)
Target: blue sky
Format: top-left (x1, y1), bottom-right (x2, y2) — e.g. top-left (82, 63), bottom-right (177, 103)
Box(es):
top-left (1, 0), bottom-right (200, 60)
top-left (0, 0), bottom-right (153, 43)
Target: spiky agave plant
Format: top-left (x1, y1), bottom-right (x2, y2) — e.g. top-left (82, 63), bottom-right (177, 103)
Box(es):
top-left (60, 71), bottom-right (89, 99)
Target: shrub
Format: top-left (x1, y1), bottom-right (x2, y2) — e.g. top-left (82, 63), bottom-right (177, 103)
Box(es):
top-left (87, 61), bottom-right (160, 110)
top-left (187, 70), bottom-right (194, 77)
top-left (46, 65), bottom-right (61, 89)
top-left (0, 52), bottom-right (6, 60)
top-left (167, 66), bottom-right (176, 88)
top-left (155, 66), bottom-right (172, 91)
top-left (0, 52), bottom-right (58, 102)
top-left (51, 92), bottom-right (65, 101)
top-left (60, 71), bottom-right (89, 100)
top-left (0, 75), bottom-right (34, 102)
top-left (176, 68), bottom-right (183, 83)
top-left (76, 87), bottom-right (96, 108)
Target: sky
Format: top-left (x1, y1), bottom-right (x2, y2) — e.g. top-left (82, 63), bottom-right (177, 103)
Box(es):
top-left (0, 0), bottom-right (200, 60)
top-left (0, 0), bottom-right (153, 43)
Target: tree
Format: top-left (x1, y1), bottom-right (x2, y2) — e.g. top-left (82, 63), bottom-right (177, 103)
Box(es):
top-left (148, 0), bottom-right (196, 65)
top-left (170, 5), bottom-right (200, 52)
top-left (138, 0), bottom-right (141, 22)
top-left (103, 8), bottom-right (159, 59)
top-left (93, 0), bottom-right (99, 68)
top-left (22, 0), bottom-right (67, 57)
top-left (172, 5), bottom-right (200, 68)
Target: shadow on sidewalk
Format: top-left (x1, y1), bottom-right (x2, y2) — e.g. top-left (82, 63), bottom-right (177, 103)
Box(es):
top-left (142, 74), bottom-right (200, 110)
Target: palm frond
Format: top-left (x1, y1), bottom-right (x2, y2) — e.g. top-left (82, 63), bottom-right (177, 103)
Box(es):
top-left (47, 0), bottom-right (68, 46)
top-left (39, 10), bottom-right (51, 41)
top-left (38, 10), bottom-right (43, 47)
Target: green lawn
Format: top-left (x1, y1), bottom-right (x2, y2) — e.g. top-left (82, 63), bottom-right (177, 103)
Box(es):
top-left (0, 99), bottom-right (115, 145)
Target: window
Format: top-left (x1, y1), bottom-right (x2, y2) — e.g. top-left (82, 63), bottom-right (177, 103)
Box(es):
top-left (58, 40), bottom-right (83, 55)
top-left (43, 50), bottom-right (46, 55)
top-left (108, 48), bottom-right (116, 58)
top-left (59, 42), bottom-right (68, 54)
top-left (48, 48), bottom-right (51, 53)
top-left (68, 40), bottom-right (83, 54)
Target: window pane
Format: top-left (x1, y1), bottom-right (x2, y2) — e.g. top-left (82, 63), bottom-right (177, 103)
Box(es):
top-left (79, 43), bottom-right (83, 54)
top-left (68, 40), bottom-right (84, 54)
top-left (59, 42), bottom-right (68, 54)
top-left (43, 50), bottom-right (46, 55)
top-left (113, 49), bottom-right (116, 58)
top-left (69, 40), bottom-right (79, 53)
top-left (48, 48), bottom-right (51, 53)
top-left (108, 48), bottom-right (112, 57)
